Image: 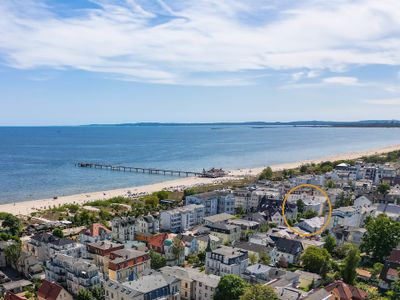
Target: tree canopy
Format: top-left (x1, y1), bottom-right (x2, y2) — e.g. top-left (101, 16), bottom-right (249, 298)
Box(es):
top-left (341, 245), bottom-right (360, 284)
top-left (240, 284), bottom-right (279, 300)
top-left (301, 246), bottom-right (331, 275)
top-left (214, 274), bottom-right (248, 300)
top-left (149, 250), bottom-right (166, 270)
top-left (361, 214), bottom-right (400, 262)
top-left (323, 234), bottom-right (336, 254)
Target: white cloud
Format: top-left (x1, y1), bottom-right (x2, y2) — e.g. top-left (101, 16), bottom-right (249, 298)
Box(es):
top-left (364, 98), bottom-right (400, 105)
top-left (322, 76), bottom-right (359, 85)
top-left (0, 0), bottom-right (400, 85)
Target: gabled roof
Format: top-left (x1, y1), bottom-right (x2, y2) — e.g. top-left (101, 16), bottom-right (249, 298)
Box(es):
top-left (31, 233), bottom-right (75, 247)
top-left (325, 280), bottom-right (367, 300)
top-left (270, 236), bottom-right (303, 255)
top-left (4, 292), bottom-right (26, 300)
top-left (37, 280), bottom-right (66, 300)
top-left (80, 223), bottom-right (111, 237)
top-left (388, 248), bottom-right (400, 264)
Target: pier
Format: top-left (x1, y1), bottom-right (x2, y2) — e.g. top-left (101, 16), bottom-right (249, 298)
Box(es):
top-left (76, 162), bottom-right (204, 177)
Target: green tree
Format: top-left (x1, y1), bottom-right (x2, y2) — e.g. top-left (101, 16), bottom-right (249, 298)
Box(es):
top-left (297, 199), bottom-right (305, 213)
top-left (4, 242), bottom-right (22, 270)
top-left (76, 289), bottom-right (95, 300)
top-left (325, 180), bottom-right (335, 188)
top-left (361, 214), bottom-right (400, 262)
top-left (301, 246), bottom-right (331, 275)
top-left (324, 234), bottom-right (336, 254)
top-left (335, 242), bottom-right (356, 259)
top-left (2, 214), bottom-right (21, 236)
top-left (187, 254), bottom-right (200, 266)
top-left (259, 167), bottom-right (273, 181)
top-left (240, 284), bottom-right (279, 300)
top-left (172, 237), bottom-right (184, 261)
top-left (259, 252), bottom-right (271, 265)
top-left (387, 273), bottom-right (400, 300)
top-left (149, 250), bottom-right (166, 270)
top-left (341, 246), bottom-right (360, 284)
top-left (248, 252), bottom-right (258, 265)
top-left (378, 182), bottom-right (390, 195)
top-left (214, 274), bottom-right (248, 300)
top-left (52, 228), bottom-right (64, 238)
top-left (302, 210), bottom-right (318, 219)
top-left (371, 262), bottom-right (384, 278)
top-left (91, 286), bottom-right (105, 300)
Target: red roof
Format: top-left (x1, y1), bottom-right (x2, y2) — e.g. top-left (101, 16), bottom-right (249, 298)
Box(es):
top-left (4, 292), bottom-right (26, 300)
top-left (81, 223), bottom-right (111, 237)
top-left (388, 248), bottom-right (400, 264)
top-left (148, 233), bottom-right (169, 250)
top-left (387, 268), bottom-right (399, 277)
top-left (325, 281), bottom-right (367, 300)
top-left (37, 280), bottom-right (65, 300)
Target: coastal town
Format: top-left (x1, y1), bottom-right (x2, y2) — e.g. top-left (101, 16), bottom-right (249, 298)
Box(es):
top-left (1, 150), bottom-right (400, 300)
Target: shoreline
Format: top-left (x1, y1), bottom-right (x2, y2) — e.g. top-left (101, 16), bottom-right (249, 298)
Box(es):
top-left (2, 143), bottom-right (400, 216)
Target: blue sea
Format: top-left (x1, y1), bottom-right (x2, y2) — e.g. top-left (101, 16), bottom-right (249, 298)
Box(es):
top-left (0, 126), bottom-right (399, 203)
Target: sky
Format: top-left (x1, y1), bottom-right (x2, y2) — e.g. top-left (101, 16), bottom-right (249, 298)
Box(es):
top-left (1, 0), bottom-right (400, 125)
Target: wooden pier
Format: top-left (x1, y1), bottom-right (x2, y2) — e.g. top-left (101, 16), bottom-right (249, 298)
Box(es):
top-left (76, 162), bottom-right (204, 177)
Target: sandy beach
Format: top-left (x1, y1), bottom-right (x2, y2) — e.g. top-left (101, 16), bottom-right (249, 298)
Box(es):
top-left (1, 143), bottom-right (400, 216)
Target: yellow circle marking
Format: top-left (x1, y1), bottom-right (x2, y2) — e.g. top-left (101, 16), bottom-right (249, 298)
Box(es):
top-left (282, 183), bottom-right (332, 237)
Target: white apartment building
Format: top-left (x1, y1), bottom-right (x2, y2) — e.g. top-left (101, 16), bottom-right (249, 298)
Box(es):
top-left (205, 245), bottom-right (248, 277)
top-left (135, 215), bottom-right (160, 234)
top-left (160, 204), bottom-right (205, 233)
top-left (111, 216), bottom-right (136, 242)
top-left (45, 253), bottom-right (100, 296)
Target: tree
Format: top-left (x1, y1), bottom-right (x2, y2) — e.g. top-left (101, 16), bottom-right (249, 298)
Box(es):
top-left (4, 242), bottom-right (22, 270)
top-left (2, 214), bottom-right (21, 236)
top-left (324, 234), bottom-right (336, 254)
top-left (149, 250), bottom-right (166, 270)
top-left (335, 242), bottom-right (356, 259)
top-left (259, 252), bottom-right (271, 265)
top-left (52, 228), bottom-right (64, 238)
top-left (301, 246), bottom-right (331, 275)
top-left (248, 252), bottom-right (258, 265)
top-left (76, 289), bottom-right (95, 300)
top-left (259, 167), bottom-right (273, 181)
top-left (187, 254), bottom-right (200, 266)
top-left (361, 214), bottom-right (400, 262)
top-left (387, 274), bottom-right (400, 300)
top-left (297, 199), bottom-right (305, 213)
top-left (302, 210), bottom-right (318, 219)
top-left (341, 246), bottom-right (360, 284)
top-left (172, 237), bottom-right (184, 261)
top-left (214, 274), bottom-right (248, 300)
top-left (378, 182), bottom-right (390, 195)
top-left (240, 284), bottom-right (279, 300)
top-left (90, 286), bottom-right (105, 300)
top-left (371, 262), bottom-right (384, 278)
top-left (325, 180), bottom-right (335, 188)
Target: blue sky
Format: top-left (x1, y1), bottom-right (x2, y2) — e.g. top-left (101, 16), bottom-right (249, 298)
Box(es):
top-left (1, 0), bottom-right (400, 125)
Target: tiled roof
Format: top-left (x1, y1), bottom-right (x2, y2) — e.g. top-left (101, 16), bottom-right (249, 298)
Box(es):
top-left (270, 236), bottom-right (303, 255)
top-left (37, 280), bottom-right (65, 300)
top-left (325, 281), bottom-right (367, 300)
top-left (389, 248), bottom-right (400, 263)
top-left (4, 292), bottom-right (26, 300)
top-left (81, 223), bottom-right (111, 237)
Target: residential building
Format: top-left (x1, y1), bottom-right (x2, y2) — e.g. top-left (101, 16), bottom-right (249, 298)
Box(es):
top-left (17, 250), bottom-right (45, 280)
top-left (233, 241), bottom-right (277, 264)
top-left (38, 279), bottom-right (73, 300)
top-left (79, 223), bottom-right (112, 244)
top-left (185, 192), bottom-right (219, 217)
top-left (108, 248), bottom-right (151, 282)
top-left (328, 206), bottom-right (362, 229)
top-left (202, 213), bottom-right (234, 226)
top-left (227, 219), bottom-right (259, 237)
top-left (111, 217), bottom-right (136, 242)
top-left (45, 254), bottom-right (100, 295)
top-left (159, 266), bottom-right (220, 300)
top-left (160, 204), bottom-right (205, 233)
top-left (4, 292), bottom-right (26, 300)
top-left (86, 241), bottom-right (124, 274)
top-left (270, 236), bottom-right (304, 264)
top-left (233, 189), bottom-right (252, 212)
top-left (177, 235), bottom-right (199, 257)
top-left (374, 203), bottom-right (400, 221)
top-left (135, 215), bottom-right (160, 234)
top-left (206, 223), bottom-right (241, 243)
top-left (216, 192), bottom-right (235, 215)
top-left (241, 264), bottom-right (298, 285)
top-left (205, 244), bottom-right (248, 276)
top-left (104, 272), bottom-right (180, 300)
top-left (196, 235), bottom-right (221, 253)
top-left (379, 248), bottom-right (400, 290)
top-left (27, 233), bottom-right (85, 262)
top-left (331, 226), bottom-right (366, 246)
top-left (298, 217), bottom-right (324, 233)
top-left (325, 280), bottom-right (367, 300)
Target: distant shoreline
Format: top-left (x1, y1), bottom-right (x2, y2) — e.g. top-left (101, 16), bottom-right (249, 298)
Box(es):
top-left (1, 143), bottom-right (400, 216)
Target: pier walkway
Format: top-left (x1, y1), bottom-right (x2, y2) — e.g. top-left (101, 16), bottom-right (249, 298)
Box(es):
top-left (76, 162), bottom-right (204, 177)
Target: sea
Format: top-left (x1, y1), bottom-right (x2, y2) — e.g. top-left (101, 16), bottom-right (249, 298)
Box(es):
top-left (1, 125), bottom-right (399, 203)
